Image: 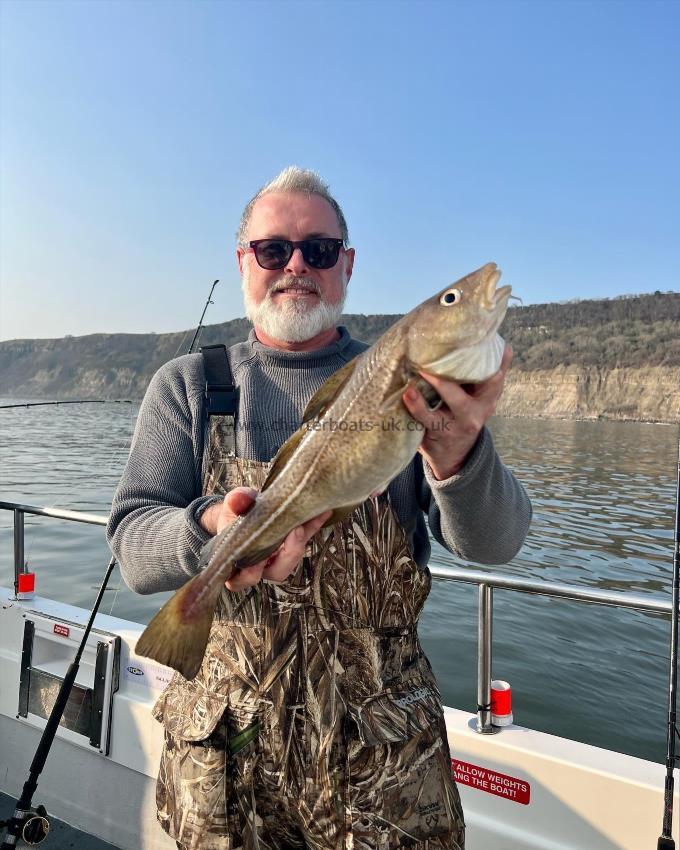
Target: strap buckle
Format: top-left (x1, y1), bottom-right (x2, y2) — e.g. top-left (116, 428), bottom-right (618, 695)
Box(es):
top-left (205, 382), bottom-right (238, 415)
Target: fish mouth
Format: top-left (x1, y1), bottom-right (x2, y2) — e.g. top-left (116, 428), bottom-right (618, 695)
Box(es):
top-left (475, 264), bottom-right (511, 331)
top-left (477, 264), bottom-right (511, 316)
top-left (473, 283), bottom-right (511, 357)
top-left (490, 283), bottom-right (512, 327)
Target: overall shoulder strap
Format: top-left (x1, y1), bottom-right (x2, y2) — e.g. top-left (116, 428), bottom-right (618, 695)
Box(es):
top-left (201, 344), bottom-right (239, 459)
top-left (200, 344), bottom-right (239, 417)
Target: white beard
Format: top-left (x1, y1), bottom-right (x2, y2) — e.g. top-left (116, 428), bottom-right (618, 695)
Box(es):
top-left (242, 269), bottom-right (347, 343)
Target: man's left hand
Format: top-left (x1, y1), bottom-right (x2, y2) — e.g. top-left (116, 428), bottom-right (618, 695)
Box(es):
top-left (402, 343), bottom-right (513, 480)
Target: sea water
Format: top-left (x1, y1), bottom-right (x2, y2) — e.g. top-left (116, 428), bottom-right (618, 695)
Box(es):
top-left (0, 399), bottom-right (676, 762)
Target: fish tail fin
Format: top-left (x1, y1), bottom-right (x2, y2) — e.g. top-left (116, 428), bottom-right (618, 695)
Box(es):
top-left (135, 573), bottom-right (222, 680)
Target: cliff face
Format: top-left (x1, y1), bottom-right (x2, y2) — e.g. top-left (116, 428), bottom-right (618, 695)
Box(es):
top-left (498, 366), bottom-right (680, 423)
top-left (3, 362), bottom-right (678, 423)
top-left (2, 292), bottom-right (679, 423)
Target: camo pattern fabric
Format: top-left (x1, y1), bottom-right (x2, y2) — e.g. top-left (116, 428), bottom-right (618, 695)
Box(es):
top-left (154, 415), bottom-right (465, 850)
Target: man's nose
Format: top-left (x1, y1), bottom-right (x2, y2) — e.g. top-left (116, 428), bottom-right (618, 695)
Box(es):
top-left (284, 247), bottom-right (309, 276)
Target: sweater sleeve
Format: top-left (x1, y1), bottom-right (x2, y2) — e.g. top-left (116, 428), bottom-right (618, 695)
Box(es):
top-left (419, 427), bottom-right (532, 565)
top-left (106, 357), bottom-right (219, 594)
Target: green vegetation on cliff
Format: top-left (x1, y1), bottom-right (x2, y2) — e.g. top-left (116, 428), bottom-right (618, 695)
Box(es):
top-left (0, 291), bottom-right (677, 400)
top-left (504, 291), bottom-right (680, 370)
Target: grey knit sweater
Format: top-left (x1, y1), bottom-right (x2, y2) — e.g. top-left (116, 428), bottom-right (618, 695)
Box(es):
top-left (107, 328), bottom-right (531, 594)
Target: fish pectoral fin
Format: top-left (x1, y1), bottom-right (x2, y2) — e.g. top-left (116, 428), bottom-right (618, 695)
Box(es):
top-left (321, 502), bottom-right (363, 528)
top-left (301, 357), bottom-right (357, 423)
top-left (376, 356), bottom-right (418, 415)
top-left (413, 376), bottom-right (443, 410)
top-left (379, 361), bottom-right (442, 414)
top-left (378, 384), bottom-right (410, 415)
top-left (135, 572), bottom-right (222, 680)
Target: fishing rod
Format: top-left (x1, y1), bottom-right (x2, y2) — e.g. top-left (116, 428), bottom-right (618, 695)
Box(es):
top-left (0, 557), bottom-right (117, 849)
top-left (187, 279), bottom-right (219, 354)
top-left (0, 400), bottom-right (132, 410)
top-left (658, 434), bottom-right (680, 850)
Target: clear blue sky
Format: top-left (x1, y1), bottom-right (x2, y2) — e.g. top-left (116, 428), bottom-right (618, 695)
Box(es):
top-left (1, 0), bottom-right (678, 341)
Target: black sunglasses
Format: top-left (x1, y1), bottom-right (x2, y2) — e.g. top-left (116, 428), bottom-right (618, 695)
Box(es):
top-left (247, 238), bottom-right (344, 270)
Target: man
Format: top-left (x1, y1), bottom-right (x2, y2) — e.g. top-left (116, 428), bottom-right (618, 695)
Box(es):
top-left (108, 166), bottom-right (532, 850)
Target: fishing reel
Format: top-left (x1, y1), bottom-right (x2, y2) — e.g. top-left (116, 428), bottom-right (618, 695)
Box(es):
top-left (0, 804), bottom-right (50, 847)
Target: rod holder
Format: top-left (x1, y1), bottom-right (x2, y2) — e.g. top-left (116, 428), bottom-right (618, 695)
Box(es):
top-left (13, 508), bottom-right (25, 597)
top-left (476, 583), bottom-right (496, 734)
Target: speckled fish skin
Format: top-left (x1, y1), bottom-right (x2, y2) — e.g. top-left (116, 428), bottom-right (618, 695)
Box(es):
top-left (135, 262), bottom-right (511, 679)
top-left (199, 262), bottom-right (511, 584)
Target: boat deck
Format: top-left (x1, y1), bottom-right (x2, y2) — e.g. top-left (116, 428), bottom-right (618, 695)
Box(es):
top-left (0, 791), bottom-right (119, 849)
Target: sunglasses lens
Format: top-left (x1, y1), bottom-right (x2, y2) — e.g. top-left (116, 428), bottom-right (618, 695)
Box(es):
top-left (253, 240), bottom-right (292, 269)
top-left (304, 239), bottom-right (341, 269)
top-left (251, 239), bottom-right (342, 270)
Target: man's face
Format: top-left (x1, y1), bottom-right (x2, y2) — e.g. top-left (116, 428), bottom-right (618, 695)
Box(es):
top-left (237, 192), bottom-right (355, 343)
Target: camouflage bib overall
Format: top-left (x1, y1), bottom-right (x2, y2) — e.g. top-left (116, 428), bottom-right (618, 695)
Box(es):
top-left (152, 408), bottom-right (465, 850)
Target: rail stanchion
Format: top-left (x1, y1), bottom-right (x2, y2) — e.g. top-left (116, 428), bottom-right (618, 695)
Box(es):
top-left (477, 583), bottom-right (496, 734)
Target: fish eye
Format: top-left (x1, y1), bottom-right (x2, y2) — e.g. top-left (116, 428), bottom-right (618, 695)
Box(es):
top-left (440, 288), bottom-right (462, 306)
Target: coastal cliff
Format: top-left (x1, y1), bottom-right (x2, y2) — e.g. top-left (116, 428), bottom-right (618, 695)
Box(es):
top-left (1, 292), bottom-right (678, 423)
top-left (498, 366), bottom-right (680, 422)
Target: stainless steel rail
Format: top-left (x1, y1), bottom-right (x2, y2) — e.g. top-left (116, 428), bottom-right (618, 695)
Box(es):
top-left (0, 500), bottom-right (108, 600)
top-left (429, 563), bottom-right (671, 614)
top-left (429, 562), bottom-right (671, 733)
top-left (0, 501), bottom-right (108, 527)
top-left (1, 500), bottom-right (672, 734)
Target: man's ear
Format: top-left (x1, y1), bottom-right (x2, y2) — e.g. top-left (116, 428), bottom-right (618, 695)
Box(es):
top-left (236, 247), bottom-right (246, 275)
top-left (344, 247), bottom-right (355, 283)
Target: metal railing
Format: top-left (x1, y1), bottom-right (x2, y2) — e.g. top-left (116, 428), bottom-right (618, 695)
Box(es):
top-left (0, 500), bottom-right (108, 600)
top-left (429, 562), bottom-right (671, 733)
top-left (0, 499), bottom-right (672, 734)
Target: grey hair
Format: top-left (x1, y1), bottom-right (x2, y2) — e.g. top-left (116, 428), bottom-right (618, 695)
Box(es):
top-left (237, 166), bottom-right (349, 247)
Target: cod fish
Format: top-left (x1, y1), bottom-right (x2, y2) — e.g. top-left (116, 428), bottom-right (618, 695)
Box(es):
top-left (136, 262), bottom-right (512, 679)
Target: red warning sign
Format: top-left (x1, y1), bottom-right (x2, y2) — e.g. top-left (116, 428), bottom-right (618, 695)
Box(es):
top-left (451, 759), bottom-right (530, 805)
top-left (53, 623), bottom-right (70, 638)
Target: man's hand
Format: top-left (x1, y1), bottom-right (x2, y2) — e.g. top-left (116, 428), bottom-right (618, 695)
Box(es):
top-left (199, 487), bottom-right (331, 592)
top-left (402, 343), bottom-right (513, 480)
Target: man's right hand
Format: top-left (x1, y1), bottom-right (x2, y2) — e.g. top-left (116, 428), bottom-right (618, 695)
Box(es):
top-left (199, 487), bottom-right (331, 592)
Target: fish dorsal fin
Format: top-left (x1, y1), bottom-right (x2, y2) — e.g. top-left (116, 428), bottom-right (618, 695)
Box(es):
top-left (261, 359), bottom-right (358, 496)
top-left (302, 357), bottom-right (357, 423)
top-left (260, 427), bottom-right (308, 493)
